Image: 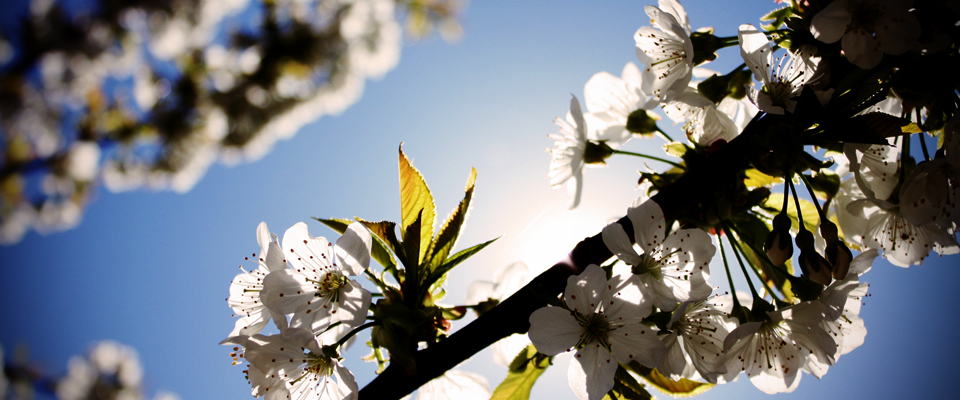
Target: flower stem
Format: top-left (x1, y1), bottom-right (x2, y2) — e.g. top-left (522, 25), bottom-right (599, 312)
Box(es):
top-left (787, 175), bottom-right (807, 231)
top-left (797, 173), bottom-right (826, 220)
top-left (336, 321), bottom-right (378, 348)
top-left (718, 230), bottom-right (743, 309)
top-left (725, 224), bottom-right (782, 302)
top-left (612, 150), bottom-right (686, 169)
top-left (721, 228), bottom-right (761, 301)
top-left (655, 127), bottom-right (675, 143)
top-left (899, 134), bottom-right (911, 188)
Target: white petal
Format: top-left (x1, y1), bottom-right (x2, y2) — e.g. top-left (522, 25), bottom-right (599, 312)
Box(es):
top-left (809, 0), bottom-right (851, 43)
top-left (569, 345), bottom-right (617, 400)
top-left (528, 307), bottom-right (581, 356)
top-left (282, 222), bottom-right (335, 277)
top-left (628, 198), bottom-right (666, 253)
top-left (658, 334), bottom-right (693, 381)
top-left (333, 363), bottom-right (359, 400)
top-left (738, 24), bottom-right (772, 85)
top-left (608, 321), bottom-right (666, 368)
top-left (261, 269), bottom-right (316, 315)
top-left (602, 223), bottom-right (644, 267)
top-left (564, 264), bottom-right (607, 314)
top-left (332, 280), bottom-right (372, 331)
top-left (842, 28), bottom-right (883, 70)
top-left (336, 222), bottom-right (372, 276)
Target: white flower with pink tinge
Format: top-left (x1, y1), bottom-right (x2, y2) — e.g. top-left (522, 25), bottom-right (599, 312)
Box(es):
top-left (262, 222), bottom-right (372, 335)
top-left (528, 265), bottom-right (666, 400)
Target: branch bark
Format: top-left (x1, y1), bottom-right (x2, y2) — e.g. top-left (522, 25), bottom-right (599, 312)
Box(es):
top-left (358, 113), bottom-right (779, 399)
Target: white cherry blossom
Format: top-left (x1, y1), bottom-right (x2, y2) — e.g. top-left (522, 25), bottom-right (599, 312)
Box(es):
top-left (900, 157), bottom-right (960, 229)
top-left (809, 0), bottom-right (920, 69)
top-left (739, 24), bottom-right (819, 115)
top-left (243, 328), bottom-right (358, 400)
top-left (722, 302), bottom-right (836, 394)
top-left (261, 222), bottom-right (372, 335)
top-left (549, 96), bottom-right (589, 209)
top-left (635, 0), bottom-right (694, 102)
top-left (662, 88), bottom-right (740, 146)
top-left (528, 265), bottom-right (666, 400)
top-left (816, 250), bottom-right (873, 362)
top-left (601, 198), bottom-right (715, 310)
top-left (658, 296), bottom-right (737, 383)
top-left (225, 222), bottom-right (289, 341)
top-left (861, 200), bottom-right (959, 267)
top-left (583, 62), bottom-right (659, 146)
top-left (843, 141), bottom-right (899, 202)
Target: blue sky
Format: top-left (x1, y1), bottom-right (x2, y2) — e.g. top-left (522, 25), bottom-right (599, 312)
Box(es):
top-left (2, 1), bottom-right (959, 399)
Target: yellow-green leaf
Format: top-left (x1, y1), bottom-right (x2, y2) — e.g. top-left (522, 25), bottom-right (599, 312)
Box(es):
top-left (604, 367), bottom-right (654, 400)
top-left (764, 193), bottom-right (819, 233)
top-left (902, 122), bottom-right (923, 134)
top-left (398, 145), bottom-right (436, 265)
top-left (627, 364), bottom-right (713, 398)
top-left (491, 345), bottom-right (552, 400)
top-left (744, 168), bottom-right (782, 189)
top-left (663, 142), bottom-right (689, 158)
top-left (426, 167), bottom-right (477, 270)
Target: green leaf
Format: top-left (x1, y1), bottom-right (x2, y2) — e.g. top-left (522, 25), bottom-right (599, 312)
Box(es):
top-left (764, 193), bottom-right (819, 232)
top-left (354, 218), bottom-right (401, 271)
top-left (491, 345), bottom-right (552, 400)
top-left (426, 167), bottom-right (477, 271)
top-left (316, 217), bottom-right (397, 272)
top-left (624, 363), bottom-right (713, 398)
top-left (399, 145), bottom-right (436, 265)
top-left (760, 5), bottom-right (795, 31)
top-left (402, 210), bottom-right (423, 303)
top-left (424, 237), bottom-right (498, 295)
top-left (604, 367), bottom-right (653, 400)
top-left (743, 168), bottom-right (782, 189)
top-left (662, 142), bottom-right (689, 158)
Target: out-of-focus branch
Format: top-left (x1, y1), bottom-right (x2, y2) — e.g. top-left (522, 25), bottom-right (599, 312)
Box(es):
top-left (357, 113), bottom-right (778, 399)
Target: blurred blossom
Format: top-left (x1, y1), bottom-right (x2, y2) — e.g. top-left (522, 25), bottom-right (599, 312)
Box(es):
top-left (57, 341), bottom-right (153, 400)
top-left (414, 369), bottom-right (490, 400)
top-left (0, 0), bottom-right (464, 244)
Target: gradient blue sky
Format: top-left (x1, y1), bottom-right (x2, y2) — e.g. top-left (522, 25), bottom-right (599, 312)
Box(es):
top-left (2, 1), bottom-right (959, 399)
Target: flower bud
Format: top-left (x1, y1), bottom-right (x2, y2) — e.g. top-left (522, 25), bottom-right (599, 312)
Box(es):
top-left (764, 213), bottom-right (793, 265)
top-left (819, 220), bottom-right (851, 279)
top-left (796, 230), bottom-right (831, 285)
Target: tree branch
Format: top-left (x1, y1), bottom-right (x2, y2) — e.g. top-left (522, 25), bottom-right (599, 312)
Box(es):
top-left (358, 113), bottom-right (779, 399)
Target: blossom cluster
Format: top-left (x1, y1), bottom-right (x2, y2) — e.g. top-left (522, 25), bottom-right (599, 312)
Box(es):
top-left (541, 0), bottom-right (958, 398)
top-left (0, 0), bottom-right (466, 244)
top-left (0, 340), bottom-right (180, 400)
top-left (527, 198), bottom-right (872, 398)
top-left (222, 222), bottom-right (372, 400)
